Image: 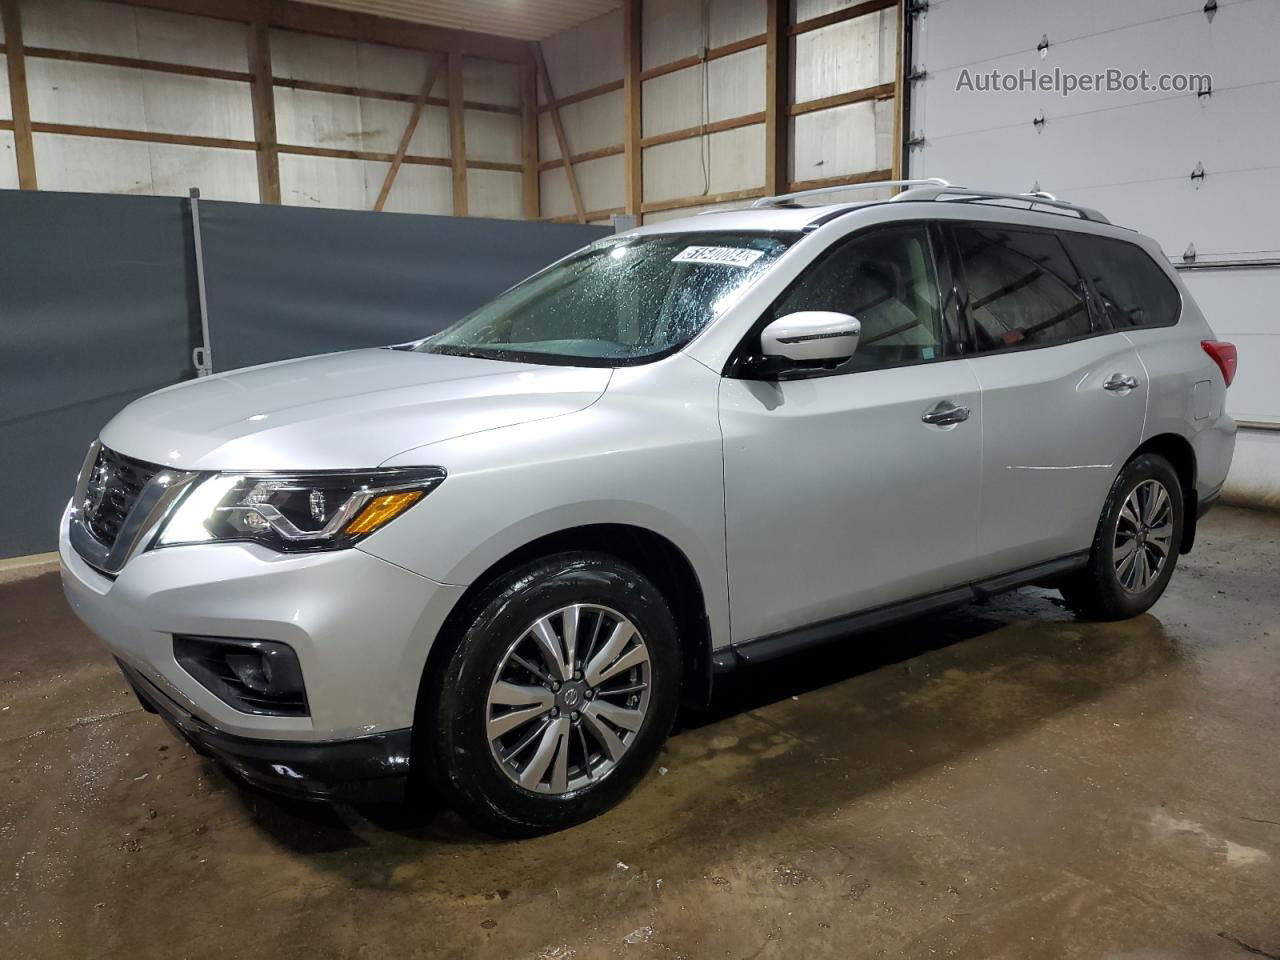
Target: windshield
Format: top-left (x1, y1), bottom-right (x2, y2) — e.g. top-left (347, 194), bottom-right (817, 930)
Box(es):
top-left (417, 231), bottom-right (798, 365)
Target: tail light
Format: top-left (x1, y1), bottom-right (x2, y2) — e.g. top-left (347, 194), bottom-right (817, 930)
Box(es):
top-left (1201, 340), bottom-right (1237, 387)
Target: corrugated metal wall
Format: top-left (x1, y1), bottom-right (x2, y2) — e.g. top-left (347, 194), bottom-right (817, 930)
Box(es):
top-left (907, 0), bottom-right (1280, 506)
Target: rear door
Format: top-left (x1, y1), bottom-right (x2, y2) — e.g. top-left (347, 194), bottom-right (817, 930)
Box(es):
top-left (946, 221), bottom-right (1147, 576)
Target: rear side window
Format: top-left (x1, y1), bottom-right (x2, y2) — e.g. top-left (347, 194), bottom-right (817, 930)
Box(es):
top-left (952, 224), bottom-right (1092, 351)
top-left (1066, 233), bottom-right (1181, 329)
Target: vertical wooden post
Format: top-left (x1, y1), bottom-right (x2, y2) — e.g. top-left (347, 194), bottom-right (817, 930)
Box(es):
top-left (891, 0), bottom-right (905, 180)
top-left (373, 54), bottom-right (443, 212)
top-left (247, 19), bottom-right (280, 204)
top-left (623, 0), bottom-right (643, 220)
top-left (1, 0), bottom-right (37, 189)
top-left (520, 58), bottom-right (540, 219)
top-left (447, 52), bottom-right (468, 216)
top-left (533, 42), bottom-right (586, 223)
top-left (764, 0), bottom-right (790, 196)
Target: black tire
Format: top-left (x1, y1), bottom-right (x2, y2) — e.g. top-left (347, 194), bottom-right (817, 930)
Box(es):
top-left (420, 552), bottom-right (681, 838)
top-left (1061, 453), bottom-right (1185, 620)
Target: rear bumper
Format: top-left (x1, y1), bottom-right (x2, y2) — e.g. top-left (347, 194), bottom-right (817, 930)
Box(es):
top-left (121, 660), bottom-right (411, 803)
top-left (1197, 485), bottom-right (1222, 519)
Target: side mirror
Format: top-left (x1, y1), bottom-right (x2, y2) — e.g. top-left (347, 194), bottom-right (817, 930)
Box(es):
top-left (759, 311), bottom-right (861, 364)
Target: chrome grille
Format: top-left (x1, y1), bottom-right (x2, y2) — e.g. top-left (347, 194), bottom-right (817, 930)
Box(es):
top-left (82, 446), bottom-right (162, 548)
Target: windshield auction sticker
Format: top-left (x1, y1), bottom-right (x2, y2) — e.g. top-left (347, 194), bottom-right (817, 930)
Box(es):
top-left (672, 246), bottom-right (765, 268)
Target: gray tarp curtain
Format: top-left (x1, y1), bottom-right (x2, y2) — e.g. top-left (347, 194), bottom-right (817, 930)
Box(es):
top-left (0, 188), bottom-right (607, 557)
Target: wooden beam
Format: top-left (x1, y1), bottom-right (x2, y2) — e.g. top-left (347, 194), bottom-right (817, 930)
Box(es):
top-left (537, 78), bottom-right (623, 114)
top-left (247, 20), bottom-right (281, 204)
top-left (272, 75), bottom-right (518, 115)
top-left (640, 112), bottom-right (764, 150)
top-left (31, 122), bottom-right (256, 150)
top-left (639, 33), bottom-right (766, 82)
top-left (789, 81), bottom-right (895, 116)
top-left (101, 0), bottom-right (533, 64)
top-left (536, 143), bottom-right (623, 173)
top-left (764, 0), bottom-right (790, 197)
top-left (447, 52), bottom-right (468, 216)
top-left (533, 42), bottom-right (586, 224)
top-left (892, 0), bottom-right (905, 179)
top-left (641, 187), bottom-right (765, 215)
top-left (1, 0), bottom-right (37, 189)
top-left (548, 206), bottom-right (624, 224)
top-left (791, 0), bottom-right (896, 35)
top-left (623, 0), bottom-right (642, 219)
top-left (520, 59), bottom-right (539, 219)
top-left (373, 54), bottom-right (443, 212)
top-left (788, 168), bottom-right (893, 192)
top-left (24, 46), bottom-right (251, 82)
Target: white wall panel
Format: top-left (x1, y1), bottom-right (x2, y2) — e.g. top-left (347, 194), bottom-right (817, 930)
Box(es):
top-left (32, 132), bottom-right (254, 201)
top-left (467, 168), bottom-right (523, 219)
top-left (0, 131), bottom-right (17, 189)
top-left (540, 10), bottom-right (621, 100)
top-left (465, 109), bottom-right (521, 165)
top-left (539, 166), bottom-right (573, 219)
top-left (26, 60), bottom-right (254, 140)
top-left (641, 0), bottom-right (701, 70)
top-left (463, 58), bottom-right (520, 108)
top-left (710, 0), bottom-right (766, 47)
top-left (0, 53), bottom-right (9, 120)
top-left (21, 0), bottom-right (246, 71)
top-left (642, 48), bottom-right (766, 138)
top-left (382, 163), bottom-right (452, 216)
top-left (794, 9), bottom-right (895, 103)
top-left (270, 30), bottom-right (361, 88)
top-left (793, 97), bottom-right (892, 181)
top-left (643, 125), bottom-right (765, 203)
top-left (356, 43), bottom-right (436, 96)
top-left (538, 89), bottom-right (624, 160)
top-left (279, 152), bottom-right (377, 210)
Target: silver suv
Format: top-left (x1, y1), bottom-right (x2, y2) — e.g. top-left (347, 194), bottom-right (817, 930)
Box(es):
top-left (60, 180), bottom-right (1237, 836)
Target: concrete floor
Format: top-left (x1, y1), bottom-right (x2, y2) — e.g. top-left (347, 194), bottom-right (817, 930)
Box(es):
top-left (2, 507), bottom-right (1278, 960)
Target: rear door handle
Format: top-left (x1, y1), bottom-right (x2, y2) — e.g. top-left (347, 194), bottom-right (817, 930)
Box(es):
top-left (922, 400), bottom-right (971, 426)
top-left (1104, 373), bottom-right (1140, 392)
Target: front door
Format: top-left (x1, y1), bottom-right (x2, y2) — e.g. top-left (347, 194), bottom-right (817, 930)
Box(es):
top-left (720, 223), bottom-right (985, 645)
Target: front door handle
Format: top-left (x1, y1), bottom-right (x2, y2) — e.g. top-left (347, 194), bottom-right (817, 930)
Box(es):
top-left (1104, 373), bottom-right (1140, 392)
top-left (922, 400), bottom-right (971, 426)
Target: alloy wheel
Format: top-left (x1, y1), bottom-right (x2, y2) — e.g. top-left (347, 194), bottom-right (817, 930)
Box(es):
top-left (485, 604), bottom-right (651, 795)
top-left (1114, 478), bottom-right (1174, 594)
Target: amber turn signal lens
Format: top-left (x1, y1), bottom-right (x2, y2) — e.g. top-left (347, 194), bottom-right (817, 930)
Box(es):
top-left (343, 490), bottom-right (425, 536)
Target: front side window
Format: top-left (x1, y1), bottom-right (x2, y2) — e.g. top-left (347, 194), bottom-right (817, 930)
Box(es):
top-left (771, 224), bottom-right (946, 373)
top-left (953, 225), bottom-right (1091, 351)
top-left (1065, 233), bottom-right (1181, 329)
top-left (418, 231), bottom-right (797, 366)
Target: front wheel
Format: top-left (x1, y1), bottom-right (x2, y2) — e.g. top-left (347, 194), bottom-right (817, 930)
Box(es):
top-left (1060, 453), bottom-right (1184, 620)
top-left (422, 552), bottom-right (681, 837)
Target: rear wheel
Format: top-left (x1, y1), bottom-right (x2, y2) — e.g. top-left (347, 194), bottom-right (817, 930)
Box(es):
top-left (423, 552), bottom-right (681, 837)
top-left (1061, 453), bottom-right (1184, 620)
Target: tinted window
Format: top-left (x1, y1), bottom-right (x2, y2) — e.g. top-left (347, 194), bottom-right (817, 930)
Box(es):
top-left (953, 225), bottom-right (1091, 351)
top-left (773, 224), bottom-right (945, 372)
top-left (1066, 233), bottom-right (1180, 329)
top-left (420, 231), bottom-right (797, 366)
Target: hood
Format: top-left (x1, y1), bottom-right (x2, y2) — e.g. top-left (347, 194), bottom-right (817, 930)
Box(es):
top-left (99, 349), bottom-right (612, 471)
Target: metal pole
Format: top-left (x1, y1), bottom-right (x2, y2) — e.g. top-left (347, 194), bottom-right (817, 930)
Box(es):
top-left (189, 187), bottom-right (214, 376)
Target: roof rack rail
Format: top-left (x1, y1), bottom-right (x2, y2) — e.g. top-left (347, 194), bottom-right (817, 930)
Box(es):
top-left (891, 183), bottom-right (1110, 223)
top-left (751, 178), bottom-right (951, 208)
top-left (749, 177), bottom-right (1109, 224)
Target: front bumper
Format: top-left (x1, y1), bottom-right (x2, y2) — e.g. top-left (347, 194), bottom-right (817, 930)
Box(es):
top-left (121, 659), bottom-right (412, 803)
top-left (58, 504), bottom-right (466, 742)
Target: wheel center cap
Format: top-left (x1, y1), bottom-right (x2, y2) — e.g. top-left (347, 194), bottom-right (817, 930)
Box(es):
top-left (558, 682), bottom-right (586, 710)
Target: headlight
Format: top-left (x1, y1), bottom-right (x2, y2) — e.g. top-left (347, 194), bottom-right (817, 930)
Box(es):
top-left (153, 467), bottom-right (445, 552)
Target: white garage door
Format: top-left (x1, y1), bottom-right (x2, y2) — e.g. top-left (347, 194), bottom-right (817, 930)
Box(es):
top-left (907, 0), bottom-right (1280, 506)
